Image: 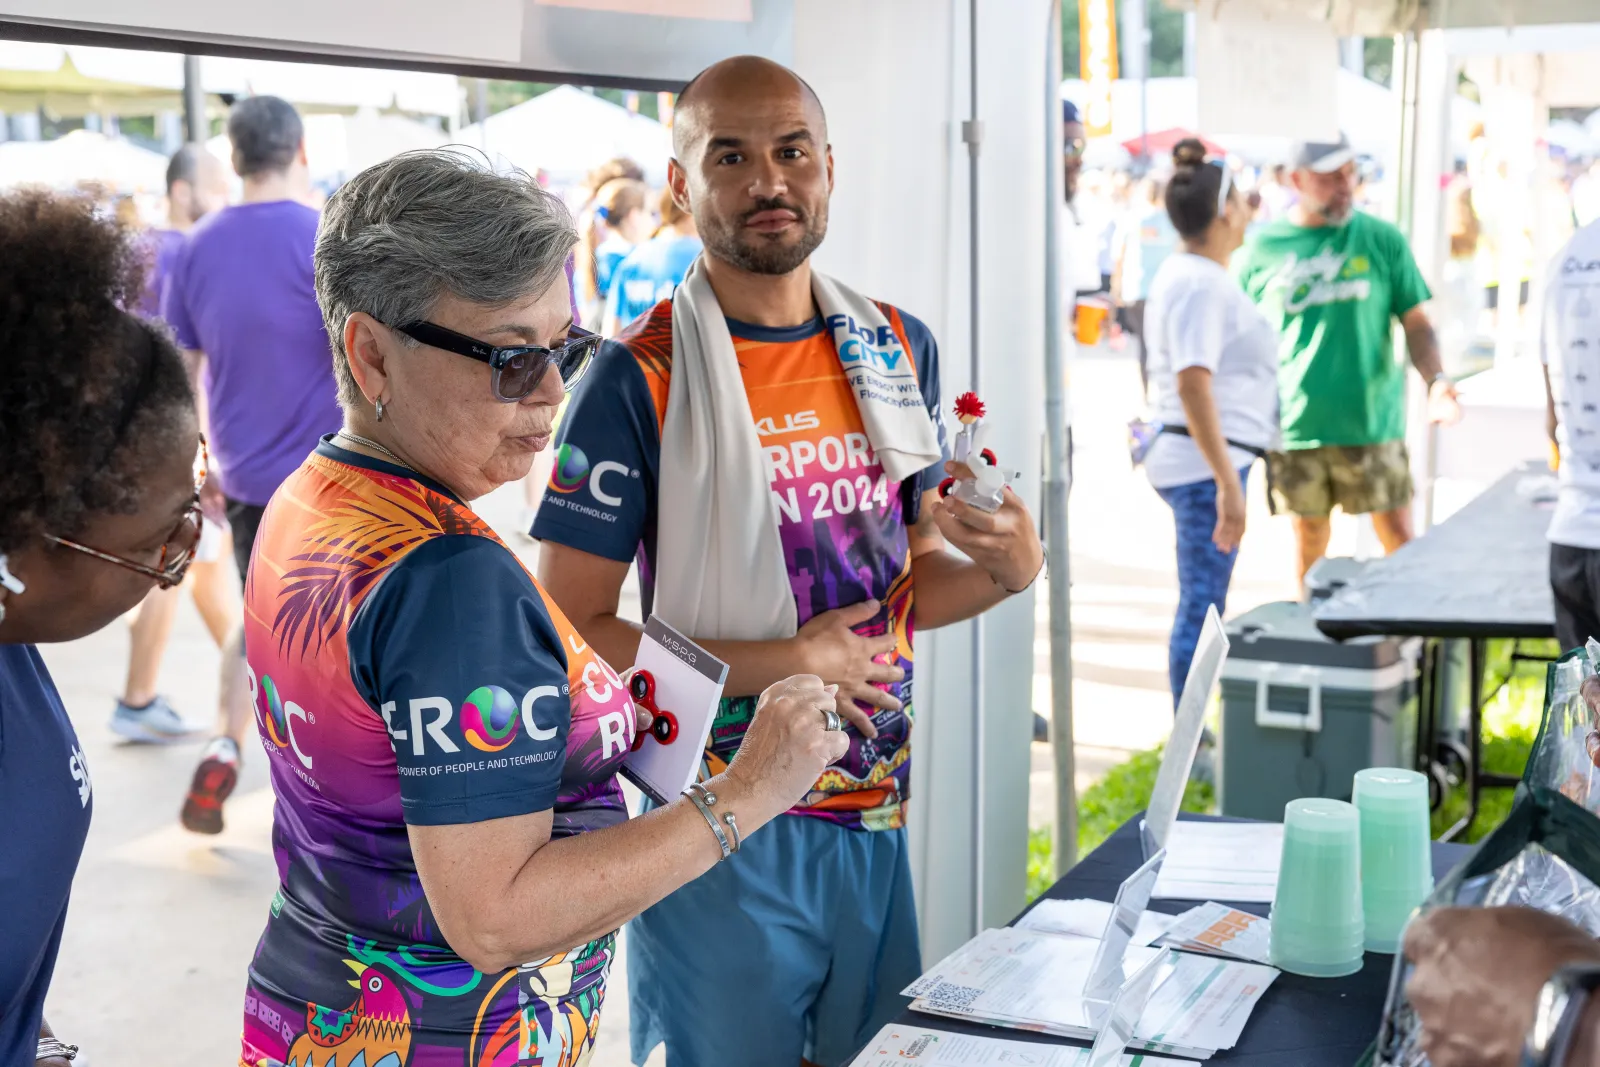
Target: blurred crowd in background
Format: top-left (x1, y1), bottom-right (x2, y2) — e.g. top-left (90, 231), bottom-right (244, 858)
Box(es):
top-left (1063, 109), bottom-right (1600, 378)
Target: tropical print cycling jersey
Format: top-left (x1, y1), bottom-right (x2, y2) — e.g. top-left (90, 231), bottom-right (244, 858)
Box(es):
top-left (239, 438), bottom-right (635, 1067)
top-left (531, 300), bottom-right (947, 832)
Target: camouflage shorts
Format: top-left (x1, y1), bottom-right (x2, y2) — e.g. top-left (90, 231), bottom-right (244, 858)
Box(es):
top-left (1268, 440), bottom-right (1414, 518)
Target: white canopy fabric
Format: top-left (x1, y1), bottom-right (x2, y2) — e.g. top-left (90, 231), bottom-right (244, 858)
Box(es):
top-left (458, 84), bottom-right (672, 188)
top-left (0, 41), bottom-right (460, 116)
top-left (0, 128), bottom-right (168, 192)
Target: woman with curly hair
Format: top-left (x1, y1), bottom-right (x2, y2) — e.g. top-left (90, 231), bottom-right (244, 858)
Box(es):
top-left (0, 189), bottom-right (207, 1066)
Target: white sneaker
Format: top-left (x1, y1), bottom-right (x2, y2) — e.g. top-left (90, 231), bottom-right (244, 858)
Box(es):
top-left (110, 696), bottom-right (203, 744)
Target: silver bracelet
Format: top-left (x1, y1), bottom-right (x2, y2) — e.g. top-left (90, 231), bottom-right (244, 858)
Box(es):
top-left (37, 1038), bottom-right (79, 1062)
top-left (685, 783), bottom-right (739, 860)
top-left (690, 782), bottom-right (740, 854)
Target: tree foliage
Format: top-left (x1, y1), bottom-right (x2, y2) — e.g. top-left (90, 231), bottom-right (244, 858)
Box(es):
top-left (1062, 0), bottom-right (1187, 81)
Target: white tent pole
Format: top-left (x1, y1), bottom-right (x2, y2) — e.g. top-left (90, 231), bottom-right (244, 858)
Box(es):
top-left (962, 0), bottom-right (987, 936)
top-left (1043, 0), bottom-right (1078, 878)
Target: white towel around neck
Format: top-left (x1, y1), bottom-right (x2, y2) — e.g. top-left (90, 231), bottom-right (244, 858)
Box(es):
top-left (653, 258), bottom-right (942, 641)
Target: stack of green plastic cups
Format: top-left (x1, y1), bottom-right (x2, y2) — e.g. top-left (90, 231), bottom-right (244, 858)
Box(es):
top-left (1352, 767), bottom-right (1434, 953)
top-left (1269, 798), bottom-right (1365, 977)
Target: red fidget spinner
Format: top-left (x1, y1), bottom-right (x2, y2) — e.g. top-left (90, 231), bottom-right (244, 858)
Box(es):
top-left (629, 669), bottom-right (679, 751)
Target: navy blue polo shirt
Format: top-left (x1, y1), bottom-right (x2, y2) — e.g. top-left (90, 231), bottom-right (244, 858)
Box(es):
top-left (0, 644), bottom-right (93, 1065)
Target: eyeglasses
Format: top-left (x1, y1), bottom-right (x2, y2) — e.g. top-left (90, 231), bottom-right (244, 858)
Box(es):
top-left (43, 434), bottom-right (208, 591)
top-left (395, 321), bottom-right (601, 402)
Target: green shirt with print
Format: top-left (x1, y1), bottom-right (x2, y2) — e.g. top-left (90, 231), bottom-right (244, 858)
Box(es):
top-left (1235, 211), bottom-right (1431, 450)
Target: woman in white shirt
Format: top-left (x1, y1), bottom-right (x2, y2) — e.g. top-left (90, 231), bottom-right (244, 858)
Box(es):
top-left (1142, 139), bottom-right (1280, 706)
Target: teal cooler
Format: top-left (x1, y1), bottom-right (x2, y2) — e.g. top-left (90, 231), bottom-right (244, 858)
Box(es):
top-left (1219, 601), bottom-right (1420, 821)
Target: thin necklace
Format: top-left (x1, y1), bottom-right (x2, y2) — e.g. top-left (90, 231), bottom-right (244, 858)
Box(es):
top-left (336, 430), bottom-right (410, 470)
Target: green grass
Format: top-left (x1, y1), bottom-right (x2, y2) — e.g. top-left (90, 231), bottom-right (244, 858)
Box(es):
top-left (1027, 746), bottom-right (1215, 902)
top-left (1027, 638), bottom-right (1558, 896)
top-left (1426, 639), bottom-right (1552, 842)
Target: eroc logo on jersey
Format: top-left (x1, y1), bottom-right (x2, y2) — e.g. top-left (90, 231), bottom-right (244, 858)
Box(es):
top-left (461, 684), bottom-right (520, 752)
top-left (250, 667), bottom-right (313, 771)
top-left (382, 684), bottom-right (564, 757)
top-left (385, 641), bottom-right (634, 762)
top-left (550, 443), bottom-right (591, 493)
top-left (547, 442), bottom-right (634, 508)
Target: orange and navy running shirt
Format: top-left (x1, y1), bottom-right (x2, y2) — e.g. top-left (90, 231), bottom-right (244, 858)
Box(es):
top-left (239, 439), bottom-right (634, 1066)
top-left (531, 299), bottom-right (947, 831)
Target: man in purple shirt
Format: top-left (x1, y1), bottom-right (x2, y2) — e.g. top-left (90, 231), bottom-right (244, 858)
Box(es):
top-left (111, 143), bottom-right (234, 748)
top-left (162, 96), bottom-right (341, 833)
top-left (137, 145), bottom-right (230, 318)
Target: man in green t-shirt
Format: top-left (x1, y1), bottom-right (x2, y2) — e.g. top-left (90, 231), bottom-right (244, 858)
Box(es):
top-left (1237, 135), bottom-right (1462, 585)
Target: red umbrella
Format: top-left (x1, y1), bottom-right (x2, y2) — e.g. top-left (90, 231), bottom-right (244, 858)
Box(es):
top-left (1121, 127), bottom-right (1226, 158)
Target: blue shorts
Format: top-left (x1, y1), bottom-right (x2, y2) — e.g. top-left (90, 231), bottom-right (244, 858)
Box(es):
top-left (628, 812), bottom-right (920, 1067)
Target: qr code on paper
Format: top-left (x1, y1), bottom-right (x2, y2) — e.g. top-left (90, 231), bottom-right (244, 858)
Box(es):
top-left (924, 982), bottom-right (984, 1013)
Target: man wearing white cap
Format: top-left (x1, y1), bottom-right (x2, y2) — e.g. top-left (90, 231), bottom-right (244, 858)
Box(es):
top-left (1237, 134), bottom-right (1461, 585)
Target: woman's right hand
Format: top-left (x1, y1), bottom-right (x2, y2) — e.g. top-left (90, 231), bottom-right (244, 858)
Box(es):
top-left (1213, 474), bottom-right (1247, 554)
top-left (720, 674), bottom-right (851, 827)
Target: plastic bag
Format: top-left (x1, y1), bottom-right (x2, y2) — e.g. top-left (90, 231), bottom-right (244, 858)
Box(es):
top-left (1522, 641), bottom-right (1600, 812)
top-left (1370, 788), bottom-right (1600, 1066)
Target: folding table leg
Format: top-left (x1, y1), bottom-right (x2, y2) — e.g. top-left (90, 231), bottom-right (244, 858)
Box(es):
top-left (1418, 639), bottom-right (1449, 811)
top-left (1440, 638), bottom-right (1486, 842)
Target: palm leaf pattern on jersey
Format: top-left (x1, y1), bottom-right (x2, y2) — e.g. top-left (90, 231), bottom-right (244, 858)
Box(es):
top-left (273, 468), bottom-right (494, 658)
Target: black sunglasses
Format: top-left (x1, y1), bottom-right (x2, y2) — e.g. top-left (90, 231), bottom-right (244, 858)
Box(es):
top-left (395, 320), bottom-right (601, 402)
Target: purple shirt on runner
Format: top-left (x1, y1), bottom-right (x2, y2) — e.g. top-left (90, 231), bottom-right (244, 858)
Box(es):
top-left (163, 200), bottom-right (341, 506)
top-left (137, 228), bottom-right (185, 321)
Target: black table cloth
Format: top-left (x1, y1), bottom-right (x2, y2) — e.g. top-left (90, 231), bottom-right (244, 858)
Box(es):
top-left (1313, 462), bottom-right (1556, 642)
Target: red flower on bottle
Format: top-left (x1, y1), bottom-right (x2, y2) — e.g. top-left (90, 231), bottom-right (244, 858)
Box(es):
top-left (953, 391), bottom-right (986, 420)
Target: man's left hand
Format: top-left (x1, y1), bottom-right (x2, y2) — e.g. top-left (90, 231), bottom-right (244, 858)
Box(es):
top-left (1403, 905), bottom-right (1600, 1067)
top-left (928, 461), bottom-right (1044, 592)
top-left (1428, 377), bottom-right (1463, 426)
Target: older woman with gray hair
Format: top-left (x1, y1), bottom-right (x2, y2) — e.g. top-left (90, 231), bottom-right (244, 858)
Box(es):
top-left (236, 149), bottom-right (847, 1067)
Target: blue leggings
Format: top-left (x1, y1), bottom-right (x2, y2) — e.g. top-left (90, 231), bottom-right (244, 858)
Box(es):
top-left (1155, 468), bottom-right (1251, 708)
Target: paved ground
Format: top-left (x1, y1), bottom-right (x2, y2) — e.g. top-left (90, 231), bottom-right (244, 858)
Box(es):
top-left (42, 341), bottom-right (1370, 1065)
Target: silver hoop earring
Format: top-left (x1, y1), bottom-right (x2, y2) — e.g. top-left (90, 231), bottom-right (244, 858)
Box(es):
top-left (375, 397), bottom-right (386, 422)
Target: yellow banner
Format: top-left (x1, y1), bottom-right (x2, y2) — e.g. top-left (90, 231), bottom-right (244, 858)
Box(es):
top-left (1079, 0), bottom-right (1119, 139)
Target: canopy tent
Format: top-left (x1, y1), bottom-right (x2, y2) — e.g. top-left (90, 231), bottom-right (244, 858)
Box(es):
top-left (9, 0), bottom-right (1585, 971)
top-left (0, 127), bottom-right (166, 190)
top-left (0, 0), bottom-right (1052, 965)
top-left (1122, 126), bottom-right (1224, 156)
top-left (0, 40), bottom-right (460, 118)
top-left (0, 39), bottom-right (181, 114)
top-left (458, 84), bottom-right (672, 188)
